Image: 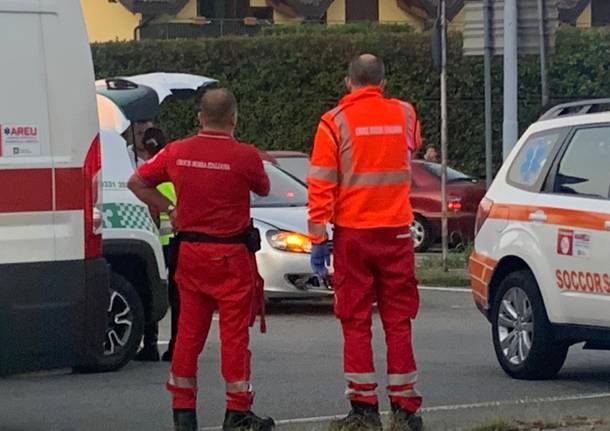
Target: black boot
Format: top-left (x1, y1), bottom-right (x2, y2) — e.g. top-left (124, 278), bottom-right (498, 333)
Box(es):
top-left (135, 323), bottom-right (160, 361)
top-left (329, 401), bottom-right (382, 431)
top-left (223, 410), bottom-right (275, 431)
top-left (389, 403), bottom-right (423, 431)
top-left (134, 345), bottom-right (160, 362)
top-left (161, 349), bottom-right (173, 362)
top-left (173, 409), bottom-right (197, 431)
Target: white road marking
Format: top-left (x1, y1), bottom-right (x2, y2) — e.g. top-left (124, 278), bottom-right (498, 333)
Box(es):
top-left (198, 392), bottom-right (610, 430)
top-left (419, 286), bottom-right (471, 293)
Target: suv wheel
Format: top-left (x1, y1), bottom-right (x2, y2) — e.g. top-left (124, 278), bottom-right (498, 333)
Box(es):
top-left (78, 272), bottom-right (144, 373)
top-left (491, 270), bottom-right (568, 380)
top-left (411, 215), bottom-right (432, 253)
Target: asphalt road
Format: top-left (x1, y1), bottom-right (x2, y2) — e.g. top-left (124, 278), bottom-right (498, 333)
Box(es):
top-left (1, 289), bottom-right (609, 431)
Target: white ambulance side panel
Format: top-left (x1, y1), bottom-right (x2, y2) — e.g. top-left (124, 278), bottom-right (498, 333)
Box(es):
top-left (0, 3), bottom-right (54, 264)
top-left (43, 0), bottom-right (99, 261)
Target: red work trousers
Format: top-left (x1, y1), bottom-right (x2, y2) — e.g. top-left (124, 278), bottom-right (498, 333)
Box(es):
top-left (333, 226), bottom-right (422, 413)
top-left (167, 242), bottom-right (261, 412)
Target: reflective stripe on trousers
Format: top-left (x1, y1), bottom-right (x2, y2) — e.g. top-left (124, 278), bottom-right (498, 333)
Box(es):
top-left (387, 388), bottom-right (422, 398)
top-left (388, 372), bottom-right (418, 386)
top-left (168, 373), bottom-right (197, 389)
top-left (345, 372), bottom-right (376, 384)
top-left (226, 381), bottom-right (252, 393)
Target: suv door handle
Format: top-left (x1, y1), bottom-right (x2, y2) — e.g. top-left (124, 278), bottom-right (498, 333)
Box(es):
top-left (529, 210), bottom-right (547, 223)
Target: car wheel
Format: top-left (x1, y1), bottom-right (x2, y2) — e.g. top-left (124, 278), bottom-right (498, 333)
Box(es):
top-left (491, 270), bottom-right (568, 380)
top-left (411, 215), bottom-right (432, 253)
top-left (77, 272), bottom-right (144, 373)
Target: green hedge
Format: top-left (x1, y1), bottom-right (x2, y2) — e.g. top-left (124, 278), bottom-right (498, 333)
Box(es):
top-left (92, 27), bottom-right (610, 177)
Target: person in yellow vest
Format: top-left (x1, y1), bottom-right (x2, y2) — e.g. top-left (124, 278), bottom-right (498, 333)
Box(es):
top-left (157, 180), bottom-right (179, 361)
top-left (135, 128), bottom-right (180, 362)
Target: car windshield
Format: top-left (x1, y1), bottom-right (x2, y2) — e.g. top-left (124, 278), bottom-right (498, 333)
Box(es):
top-left (251, 163), bottom-right (308, 207)
top-left (421, 162), bottom-right (473, 182)
top-left (276, 157), bottom-right (310, 183)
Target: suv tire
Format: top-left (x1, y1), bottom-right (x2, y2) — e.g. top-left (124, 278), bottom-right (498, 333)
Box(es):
top-left (491, 270), bottom-right (568, 380)
top-left (77, 272), bottom-right (144, 373)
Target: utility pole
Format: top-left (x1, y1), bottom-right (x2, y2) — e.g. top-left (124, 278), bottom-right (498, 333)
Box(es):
top-left (503, 0), bottom-right (518, 160)
top-left (537, 0), bottom-right (549, 107)
top-left (484, 0), bottom-right (493, 187)
top-left (440, 0), bottom-right (449, 272)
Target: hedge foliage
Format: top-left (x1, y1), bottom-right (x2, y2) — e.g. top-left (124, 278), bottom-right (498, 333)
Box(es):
top-left (92, 27), bottom-right (610, 176)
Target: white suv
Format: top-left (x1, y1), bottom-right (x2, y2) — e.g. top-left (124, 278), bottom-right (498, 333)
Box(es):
top-left (470, 99), bottom-right (610, 380)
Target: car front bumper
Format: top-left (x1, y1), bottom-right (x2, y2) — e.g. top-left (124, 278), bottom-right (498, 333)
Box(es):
top-left (256, 247), bottom-right (333, 299)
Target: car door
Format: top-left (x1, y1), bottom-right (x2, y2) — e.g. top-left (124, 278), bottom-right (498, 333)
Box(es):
top-left (539, 124), bottom-right (610, 328)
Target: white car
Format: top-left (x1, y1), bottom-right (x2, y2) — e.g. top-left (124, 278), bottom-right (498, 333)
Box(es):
top-left (253, 162), bottom-right (332, 299)
top-left (469, 99), bottom-right (610, 380)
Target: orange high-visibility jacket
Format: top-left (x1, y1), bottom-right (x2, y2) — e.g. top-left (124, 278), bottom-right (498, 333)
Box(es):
top-left (308, 86), bottom-right (422, 243)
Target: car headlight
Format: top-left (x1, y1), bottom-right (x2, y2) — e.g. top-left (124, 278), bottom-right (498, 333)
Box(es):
top-left (266, 230), bottom-right (312, 253)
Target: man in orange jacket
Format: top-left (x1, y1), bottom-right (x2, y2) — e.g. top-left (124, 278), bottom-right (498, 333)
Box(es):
top-left (308, 54), bottom-right (423, 431)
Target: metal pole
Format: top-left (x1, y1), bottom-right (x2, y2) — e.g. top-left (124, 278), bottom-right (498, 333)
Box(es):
top-left (440, 0), bottom-right (449, 272)
top-left (503, 0), bottom-right (519, 160)
top-left (484, 0), bottom-right (493, 187)
top-left (537, 0), bottom-right (549, 107)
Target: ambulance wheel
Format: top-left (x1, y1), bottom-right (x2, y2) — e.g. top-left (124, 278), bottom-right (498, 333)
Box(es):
top-left (491, 270), bottom-right (568, 380)
top-left (411, 215), bottom-right (431, 253)
top-left (79, 272), bottom-right (144, 373)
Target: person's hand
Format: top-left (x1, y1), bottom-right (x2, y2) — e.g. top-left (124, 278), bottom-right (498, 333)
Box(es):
top-left (169, 207), bottom-right (178, 231)
top-left (310, 242), bottom-right (331, 278)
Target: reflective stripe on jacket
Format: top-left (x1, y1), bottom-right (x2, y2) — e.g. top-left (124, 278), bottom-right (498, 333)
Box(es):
top-left (307, 86), bottom-right (422, 242)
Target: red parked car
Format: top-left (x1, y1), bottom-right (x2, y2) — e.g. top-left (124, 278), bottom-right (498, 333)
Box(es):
top-left (410, 160), bottom-right (486, 252)
top-left (262, 152), bottom-right (485, 253)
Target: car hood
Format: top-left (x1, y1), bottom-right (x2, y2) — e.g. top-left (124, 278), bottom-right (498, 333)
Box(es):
top-left (252, 206), bottom-right (309, 235)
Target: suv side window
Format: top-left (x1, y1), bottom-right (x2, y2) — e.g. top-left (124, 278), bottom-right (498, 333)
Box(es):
top-left (553, 126), bottom-right (610, 199)
top-left (507, 132), bottom-right (562, 190)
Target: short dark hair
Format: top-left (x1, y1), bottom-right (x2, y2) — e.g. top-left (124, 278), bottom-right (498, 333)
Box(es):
top-left (200, 88), bottom-right (237, 128)
top-left (348, 54), bottom-right (386, 87)
top-left (143, 127), bottom-right (166, 155)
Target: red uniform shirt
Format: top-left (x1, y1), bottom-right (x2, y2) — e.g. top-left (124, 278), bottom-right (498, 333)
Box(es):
top-left (137, 131), bottom-right (270, 237)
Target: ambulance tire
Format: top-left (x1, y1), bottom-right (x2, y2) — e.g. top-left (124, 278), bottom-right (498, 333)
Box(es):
top-left (78, 272), bottom-right (145, 373)
top-left (491, 270), bottom-right (569, 380)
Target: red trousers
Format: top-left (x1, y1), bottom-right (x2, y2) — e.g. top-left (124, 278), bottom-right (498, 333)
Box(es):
top-left (167, 242), bottom-right (262, 412)
top-left (333, 226), bottom-right (422, 413)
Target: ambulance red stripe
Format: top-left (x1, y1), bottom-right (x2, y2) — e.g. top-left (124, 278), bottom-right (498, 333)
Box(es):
top-left (0, 167), bottom-right (84, 213)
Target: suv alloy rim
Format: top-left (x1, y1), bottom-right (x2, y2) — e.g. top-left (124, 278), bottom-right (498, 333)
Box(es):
top-left (498, 287), bottom-right (534, 365)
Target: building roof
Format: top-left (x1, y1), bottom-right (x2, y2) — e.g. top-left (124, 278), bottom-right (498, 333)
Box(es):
top-left (118, 0), bottom-right (190, 15)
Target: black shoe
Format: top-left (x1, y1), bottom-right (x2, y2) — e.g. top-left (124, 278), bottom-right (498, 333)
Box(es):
top-left (329, 402), bottom-right (382, 431)
top-left (134, 346), bottom-right (160, 362)
top-left (223, 410), bottom-right (275, 431)
top-left (389, 403), bottom-right (423, 431)
top-left (162, 350), bottom-right (173, 362)
top-left (173, 409), bottom-right (197, 431)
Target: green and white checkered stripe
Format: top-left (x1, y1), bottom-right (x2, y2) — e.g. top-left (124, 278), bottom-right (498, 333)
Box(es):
top-left (102, 202), bottom-right (158, 234)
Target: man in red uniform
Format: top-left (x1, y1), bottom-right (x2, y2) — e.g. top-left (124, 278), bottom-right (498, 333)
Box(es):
top-left (128, 88), bottom-right (274, 431)
top-left (308, 54), bottom-right (424, 431)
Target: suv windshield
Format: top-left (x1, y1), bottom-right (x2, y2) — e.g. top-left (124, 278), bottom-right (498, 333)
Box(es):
top-left (421, 162), bottom-right (474, 182)
top-left (251, 163), bottom-right (308, 207)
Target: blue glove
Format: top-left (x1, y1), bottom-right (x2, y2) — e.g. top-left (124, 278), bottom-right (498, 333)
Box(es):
top-left (310, 242), bottom-right (331, 277)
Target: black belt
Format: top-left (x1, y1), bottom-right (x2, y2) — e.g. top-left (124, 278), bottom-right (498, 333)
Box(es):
top-left (177, 231), bottom-right (248, 245)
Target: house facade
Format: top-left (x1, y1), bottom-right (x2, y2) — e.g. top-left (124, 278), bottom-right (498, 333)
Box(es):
top-left (82, 0), bottom-right (606, 42)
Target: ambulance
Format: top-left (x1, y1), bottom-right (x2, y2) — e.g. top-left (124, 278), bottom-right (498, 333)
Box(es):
top-left (469, 100), bottom-right (610, 379)
top-left (0, 1), bottom-right (109, 375)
